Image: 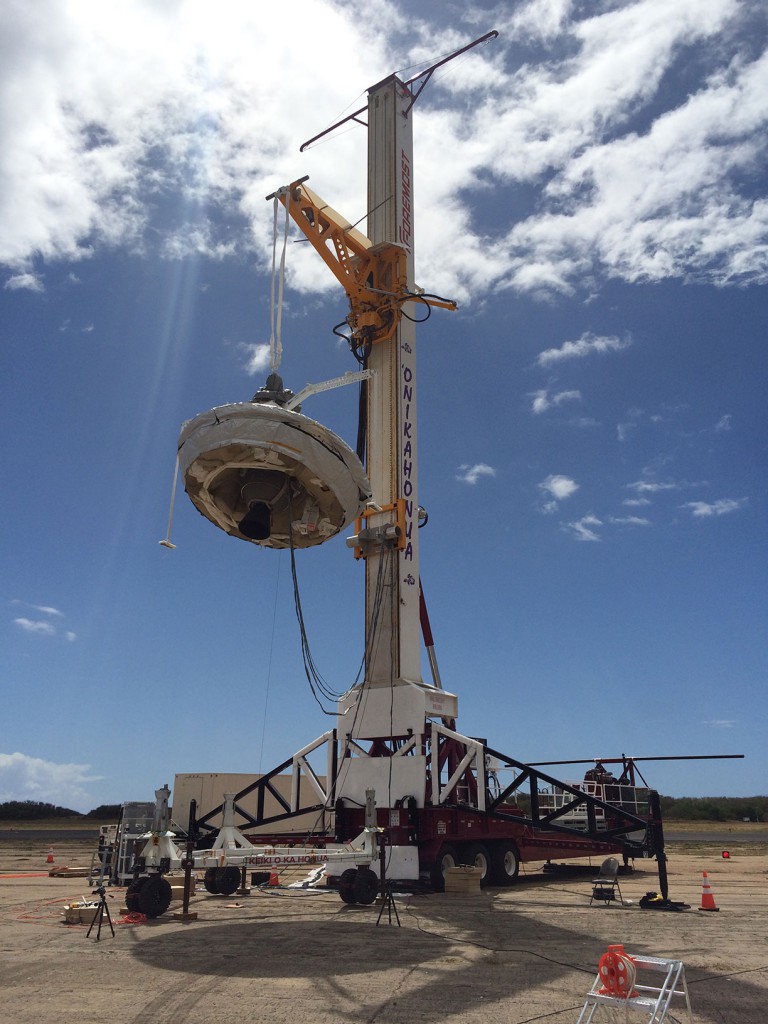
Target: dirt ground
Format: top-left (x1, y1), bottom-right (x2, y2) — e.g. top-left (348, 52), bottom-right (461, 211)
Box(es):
top-left (1, 835), bottom-right (766, 1024)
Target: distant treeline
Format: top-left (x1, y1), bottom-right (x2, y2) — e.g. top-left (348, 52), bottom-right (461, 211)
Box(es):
top-left (501, 793), bottom-right (765, 822)
top-left (659, 795), bottom-right (767, 822)
top-left (0, 800), bottom-right (122, 820)
top-left (1, 796), bottom-right (765, 823)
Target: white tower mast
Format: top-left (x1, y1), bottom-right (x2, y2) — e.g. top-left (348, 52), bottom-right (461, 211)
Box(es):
top-left (219, 32), bottom-right (499, 811)
top-left (334, 72), bottom-right (464, 805)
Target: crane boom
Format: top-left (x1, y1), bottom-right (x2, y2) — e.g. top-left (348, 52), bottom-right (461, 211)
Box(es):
top-left (269, 177), bottom-right (455, 349)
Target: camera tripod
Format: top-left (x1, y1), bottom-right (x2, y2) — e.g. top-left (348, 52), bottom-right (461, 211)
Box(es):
top-left (375, 880), bottom-right (401, 927)
top-left (86, 886), bottom-right (115, 941)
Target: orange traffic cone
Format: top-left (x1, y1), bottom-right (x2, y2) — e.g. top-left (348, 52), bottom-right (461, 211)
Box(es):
top-left (699, 871), bottom-right (719, 912)
top-left (269, 870), bottom-right (279, 886)
top-left (46, 847), bottom-right (54, 864)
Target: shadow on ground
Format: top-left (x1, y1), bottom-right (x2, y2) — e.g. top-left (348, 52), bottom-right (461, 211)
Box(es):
top-left (129, 888), bottom-right (767, 1023)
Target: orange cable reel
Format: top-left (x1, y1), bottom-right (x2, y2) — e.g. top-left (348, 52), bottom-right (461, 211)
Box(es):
top-left (597, 944), bottom-right (638, 999)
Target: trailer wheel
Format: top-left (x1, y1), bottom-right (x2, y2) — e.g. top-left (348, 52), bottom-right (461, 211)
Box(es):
top-left (352, 867), bottom-right (379, 906)
top-left (430, 843), bottom-right (459, 892)
top-left (125, 876), bottom-right (148, 912)
top-left (215, 866), bottom-right (241, 896)
top-left (465, 843), bottom-right (491, 886)
top-left (137, 875), bottom-right (173, 918)
top-left (490, 840), bottom-right (520, 885)
top-left (203, 867), bottom-right (221, 894)
top-left (338, 868), bottom-right (358, 904)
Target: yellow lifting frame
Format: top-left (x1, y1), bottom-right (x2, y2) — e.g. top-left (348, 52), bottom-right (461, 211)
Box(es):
top-left (350, 499), bottom-right (407, 560)
top-left (271, 177), bottom-right (455, 347)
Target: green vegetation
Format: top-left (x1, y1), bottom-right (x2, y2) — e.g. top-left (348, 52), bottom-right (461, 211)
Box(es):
top-left (660, 795), bottom-right (767, 822)
top-left (502, 793), bottom-right (766, 822)
top-left (0, 800), bottom-right (81, 819)
top-left (85, 804), bottom-right (121, 819)
top-left (1, 796), bottom-right (765, 823)
top-left (0, 800), bottom-right (121, 821)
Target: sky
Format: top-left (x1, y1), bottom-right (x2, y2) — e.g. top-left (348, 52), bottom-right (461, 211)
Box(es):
top-left (2, 0), bottom-right (766, 814)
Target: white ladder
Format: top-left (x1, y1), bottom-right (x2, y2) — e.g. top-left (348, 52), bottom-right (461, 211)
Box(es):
top-left (576, 954), bottom-right (692, 1024)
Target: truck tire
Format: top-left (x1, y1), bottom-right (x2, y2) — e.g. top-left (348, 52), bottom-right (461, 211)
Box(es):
top-left (137, 875), bottom-right (173, 918)
top-left (215, 866), bottom-right (241, 896)
top-left (491, 840), bottom-right (520, 885)
top-left (465, 843), bottom-right (492, 886)
top-left (352, 867), bottom-right (379, 906)
top-left (430, 843), bottom-right (459, 892)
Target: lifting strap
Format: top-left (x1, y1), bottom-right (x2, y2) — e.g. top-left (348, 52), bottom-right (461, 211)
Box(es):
top-left (270, 191), bottom-right (290, 373)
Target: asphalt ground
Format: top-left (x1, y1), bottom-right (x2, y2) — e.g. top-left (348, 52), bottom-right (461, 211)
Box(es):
top-left (1, 836), bottom-right (766, 1024)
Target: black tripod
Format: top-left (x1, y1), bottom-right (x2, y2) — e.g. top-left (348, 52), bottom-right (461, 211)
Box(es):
top-left (86, 886), bottom-right (115, 941)
top-left (375, 834), bottom-right (401, 927)
top-left (376, 880), bottom-right (401, 926)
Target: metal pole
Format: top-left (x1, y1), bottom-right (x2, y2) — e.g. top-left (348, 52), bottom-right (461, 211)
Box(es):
top-left (174, 798), bottom-right (198, 922)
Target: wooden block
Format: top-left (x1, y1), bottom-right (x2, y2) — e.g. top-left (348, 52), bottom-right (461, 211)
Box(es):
top-left (444, 866), bottom-right (481, 893)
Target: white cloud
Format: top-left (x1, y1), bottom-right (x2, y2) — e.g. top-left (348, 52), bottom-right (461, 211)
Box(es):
top-left (0, 1), bottom-right (764, 299)
top-left (242, 342), bottom-right (271, 375)
top-left (608, 515), bottom-right (652, 526)
top-left (4, 272), bottom-right (43, 291)
top-left (0, 0), bottom-right (387, 274)
top-left (456, 463), bottom-right (496, 485)
top-left (11, 601), bottom-right (75, 640)
top-left (617, 422), bottom-right (635, 442)
top-left (703, 719), bottom-right (736, 728)
top-left (623, 497), bottom-right (651, 507)
top-left (715, 414), bottom-right (732, 432)
top-left (10, 600), bottom-right (64, 617)
top-left (511, 0), bottom-right (575, 42)
top-left (13, 618), bottom-right (56, 636)
top-left (627, 479), bottom-right (679, 494)
top-left (0, 752), bottom-right (102, 811)
top-left (682, 498), bottom-right (747, 517)
top-left (531, 388), bottom-right (581, 414)
top-left (484, 2), bottom-right (768, 294)
top-left (537, 332), bottom-right (630, 366)
top-left (564, 514), bottom-right (602, 541)
top-left (539, 474), bottom-right (579, 500)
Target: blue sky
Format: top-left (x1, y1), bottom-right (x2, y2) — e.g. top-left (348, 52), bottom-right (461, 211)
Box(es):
top-left (2, 0), bottom-right (766, 812)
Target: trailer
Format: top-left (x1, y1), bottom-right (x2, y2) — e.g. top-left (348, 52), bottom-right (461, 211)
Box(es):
top-left (183, 739), bottom-right (662, 896)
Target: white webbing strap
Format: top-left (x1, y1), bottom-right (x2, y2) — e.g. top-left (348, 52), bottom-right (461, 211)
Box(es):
top-left (270, 190), bottom-right (291, 373)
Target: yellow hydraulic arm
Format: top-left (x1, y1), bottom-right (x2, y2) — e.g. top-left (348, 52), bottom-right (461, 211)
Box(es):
top-left (268, 176), bottom-right (456, 348)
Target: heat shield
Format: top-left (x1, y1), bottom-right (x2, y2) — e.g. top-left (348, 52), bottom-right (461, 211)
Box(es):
top-left (178, 402), bottom-right (371, 549)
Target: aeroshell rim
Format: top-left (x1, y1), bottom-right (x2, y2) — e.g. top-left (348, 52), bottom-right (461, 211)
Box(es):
top-left (176, 401), bottom-right (372, 517)
top-left (178, 402), bottom-right (366, 478)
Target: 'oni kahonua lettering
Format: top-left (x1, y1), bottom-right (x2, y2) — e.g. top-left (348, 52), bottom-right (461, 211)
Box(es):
top-left (401, 364), bottom-right (414, 559)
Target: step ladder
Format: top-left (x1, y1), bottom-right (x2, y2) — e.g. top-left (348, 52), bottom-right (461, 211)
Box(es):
top-left (576, 954), bottom-right (692, 1023)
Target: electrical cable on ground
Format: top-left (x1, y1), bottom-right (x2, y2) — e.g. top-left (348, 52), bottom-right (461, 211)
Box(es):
top-left (403, 899), bottom-right (597, 974)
